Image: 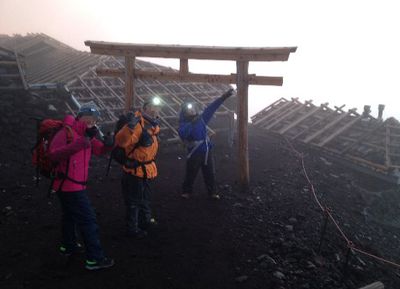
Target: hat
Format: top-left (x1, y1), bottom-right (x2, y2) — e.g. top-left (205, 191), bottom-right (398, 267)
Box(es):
top-left (77, 102), bottom-right (100, 118)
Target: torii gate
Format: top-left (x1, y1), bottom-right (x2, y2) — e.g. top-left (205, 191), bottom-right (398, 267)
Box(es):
top-left (84, 41), bottom-right (297, 192)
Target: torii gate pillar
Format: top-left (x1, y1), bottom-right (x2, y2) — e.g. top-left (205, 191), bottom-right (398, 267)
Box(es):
top-left (236, 61), bottom-right (250, 191)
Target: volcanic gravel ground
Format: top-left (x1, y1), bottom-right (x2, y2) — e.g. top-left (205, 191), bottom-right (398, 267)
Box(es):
top-left (1, 92), bottom-right (400, 289)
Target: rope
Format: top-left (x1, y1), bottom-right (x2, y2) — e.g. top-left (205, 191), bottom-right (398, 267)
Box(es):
top-left (282, 136), bottom-right (400, 269)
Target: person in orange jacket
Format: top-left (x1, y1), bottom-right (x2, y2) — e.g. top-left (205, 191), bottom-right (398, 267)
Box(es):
top-left (115, 98), bottom-right (161, 238)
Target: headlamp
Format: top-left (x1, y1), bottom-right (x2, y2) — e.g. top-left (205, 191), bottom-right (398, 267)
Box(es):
top-left (187, 103), bottom-right (193, 109)
top-left (152, 96), bottom-right (161, 106)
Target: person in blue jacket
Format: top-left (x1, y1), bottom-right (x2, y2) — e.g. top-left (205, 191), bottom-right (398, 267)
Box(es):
top-left (178, 88), bottom-right (234, 199)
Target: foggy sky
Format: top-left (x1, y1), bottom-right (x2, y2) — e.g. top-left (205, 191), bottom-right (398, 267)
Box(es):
top-left (1, 0), bottom-right (399, 119)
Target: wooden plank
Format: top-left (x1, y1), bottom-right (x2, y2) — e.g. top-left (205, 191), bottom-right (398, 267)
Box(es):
top-left (303, 110), bottom-right (357, 144)
top-left (279, 105), bottom-right (322, 134)
top-left (95, 68), bottom-right (283, 86)
top-left (385, 124), bottom-right (391, 166)
top-left (253, 98), bottom-right (299, 126)
top-left (264, 100), bottom-right (312, 130)
top-left (318, 115), bottom-right (362, 147)
top-left (85, 41), bottom-right (297, 62)
top-left (0, 74), bottom-right (21, 79)
top-left (0, 61), bottom-right (18, 66)
top-left (125, 56), bottom-right (134, 111)
top-left (358, 281), bottom-right (384, 289)
top-left (237, 60), bottom-right (250, 192)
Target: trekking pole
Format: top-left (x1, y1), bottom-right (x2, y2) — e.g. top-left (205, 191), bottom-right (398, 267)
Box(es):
top-left (30, 116), bottom-right (43, 187)
top-left (105, 151), bottom-right (113, 176)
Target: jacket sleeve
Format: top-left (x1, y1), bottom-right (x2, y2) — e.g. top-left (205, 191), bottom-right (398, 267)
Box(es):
top-left (48, 129), bottom-right (89, 162)
top-left (201, 95), bottom-right (225, 124)
top-left (115, 123), bottom-right (142, 151)
top-left (91, 138), bottom-right (112, 156)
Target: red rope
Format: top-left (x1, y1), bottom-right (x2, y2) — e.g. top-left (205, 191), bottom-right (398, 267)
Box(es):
top-left (283, 136), bottom-right (400, 269)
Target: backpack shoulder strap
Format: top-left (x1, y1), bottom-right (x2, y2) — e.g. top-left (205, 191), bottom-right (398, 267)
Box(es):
top-left (64, 125), bottom-right (74, 144)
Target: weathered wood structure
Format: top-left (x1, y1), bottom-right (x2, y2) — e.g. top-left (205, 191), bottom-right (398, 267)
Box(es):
top-left (0, 34), bottom-right (235, 144)
top-left (84, 41), bottom-right (297, 190)
top-left (252, 98), bottom-right (400, 183)
top-left (0, 46), bottom-right (27, 91)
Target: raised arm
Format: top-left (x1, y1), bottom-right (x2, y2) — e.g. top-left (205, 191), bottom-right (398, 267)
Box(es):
top-left (201, 89), bottom-right (234, 124)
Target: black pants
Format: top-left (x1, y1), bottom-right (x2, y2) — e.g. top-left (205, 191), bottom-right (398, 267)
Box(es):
top-left (121, 173), bottom-right (152, 233)
top-left (182, 150), bottom-right (216, 195)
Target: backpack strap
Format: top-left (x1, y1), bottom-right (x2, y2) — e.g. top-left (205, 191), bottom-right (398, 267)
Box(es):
top-left (54, 125), bottom-right (79, 193)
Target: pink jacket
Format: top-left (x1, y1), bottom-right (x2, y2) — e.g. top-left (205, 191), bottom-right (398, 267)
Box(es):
top-left (48, 115), bottom-right (108, 192)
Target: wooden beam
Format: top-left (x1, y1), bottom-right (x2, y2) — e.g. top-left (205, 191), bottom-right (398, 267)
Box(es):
top-left (318, 115), bottom-right (362, 147)
top-left (0, 61), bottom-right (18, 66)
top-left (95, 68), bottom-right (283, 86)
top-left (279, 104), bottom-right (322, 134)
top-left (125, 56), bottom-right (134, 111)
top-left (85, 41), bottom-right (297, 62)
top-left (385, 124), bottom-right (391, 167)
top-left (358, 281), bottom-right (384, 289)
top-left (303, 109), bottom-right (357, 144)
top-left (237, 60), bottom-right (250, 192)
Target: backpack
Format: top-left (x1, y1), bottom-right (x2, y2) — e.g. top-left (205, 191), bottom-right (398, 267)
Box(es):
top-left (32, 119), bottom-right (73, 180)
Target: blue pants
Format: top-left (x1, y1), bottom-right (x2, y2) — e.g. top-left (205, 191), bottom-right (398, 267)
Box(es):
top-left (57, 190), bottom-right (104, 261)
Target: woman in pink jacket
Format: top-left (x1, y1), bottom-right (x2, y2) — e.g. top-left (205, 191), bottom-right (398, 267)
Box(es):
top-left (49, 105), bottom-right (113, 270)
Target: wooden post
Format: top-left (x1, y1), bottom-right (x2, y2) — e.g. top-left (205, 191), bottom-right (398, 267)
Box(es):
top-left (180, 58), bottom-right (189, 74)
top-left (236, 61), bottom-right (249, 192)
top-left (125, 56), bottom-right (135, 111)
top-left (358, 281), bottom-right (384, 289)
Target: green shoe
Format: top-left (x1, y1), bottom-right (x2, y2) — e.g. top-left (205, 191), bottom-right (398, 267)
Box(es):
top-left (85, 257), bottom-right (114, 270)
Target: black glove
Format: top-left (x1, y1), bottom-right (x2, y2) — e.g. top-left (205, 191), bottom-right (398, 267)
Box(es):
top-left (126, 112), bottom-right (141, 129)
top-left (85, 126), bottom-right (98, 139)
top-left (142, 113), bottom-right (160, 127)
top-left (102, 134), bottom-right (114, 147)
top-left (221, 88), bottom-right (234, 100)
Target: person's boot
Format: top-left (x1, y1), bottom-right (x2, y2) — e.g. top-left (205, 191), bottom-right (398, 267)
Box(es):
top-left (126, 206), bottom-right (147, 239)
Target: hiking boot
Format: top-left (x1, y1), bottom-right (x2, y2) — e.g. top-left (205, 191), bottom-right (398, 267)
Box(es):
top-left (181, 193), bottom-right (190, 199)
top-left (85, 257), bottom-right (114, 271)
top-left (209, 194), bottom-right (221, 200)
top-left (59, 242), bottom-right (84, 257)
top-left (126, 229), bottom-right (148, 239)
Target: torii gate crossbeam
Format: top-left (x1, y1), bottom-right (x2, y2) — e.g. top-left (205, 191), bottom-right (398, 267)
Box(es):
top-left (84, 41), bottom-right (297, 192)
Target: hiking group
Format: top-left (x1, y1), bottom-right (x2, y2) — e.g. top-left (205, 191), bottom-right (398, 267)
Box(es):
top-left (32, 88), bottom-right (234, 270)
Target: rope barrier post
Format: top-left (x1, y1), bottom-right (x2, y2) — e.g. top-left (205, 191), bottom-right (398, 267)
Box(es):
top-left (341, 242), bottom-right (354, 283)
top-left (318, 207), bottom-right (330, 254)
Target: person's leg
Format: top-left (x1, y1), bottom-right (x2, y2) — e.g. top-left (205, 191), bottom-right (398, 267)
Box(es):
top-left (182, 154), bottom-right (202, 198)
top-left (122, 173), bottom-right (147, 237)
top-left (70, 190), bottom-right (105, 261)
top-left (201, 151), bottom-right (218, 198)
top-left (138, 179), bottom-right (152, 230)
top-left (57, 191), bottom-right (78, 253)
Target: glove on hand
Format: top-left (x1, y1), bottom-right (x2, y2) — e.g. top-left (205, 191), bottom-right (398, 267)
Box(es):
top-left (221, 88), bottom-right (234, 100)
top-left (142, 113), bottom-right (160, 127)
top-left (102, 134), bottom-right (114, 147)
top-left (85, 126), bottom-right (98, 139)
top-left (126, 112), bottom-right (141, 129)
